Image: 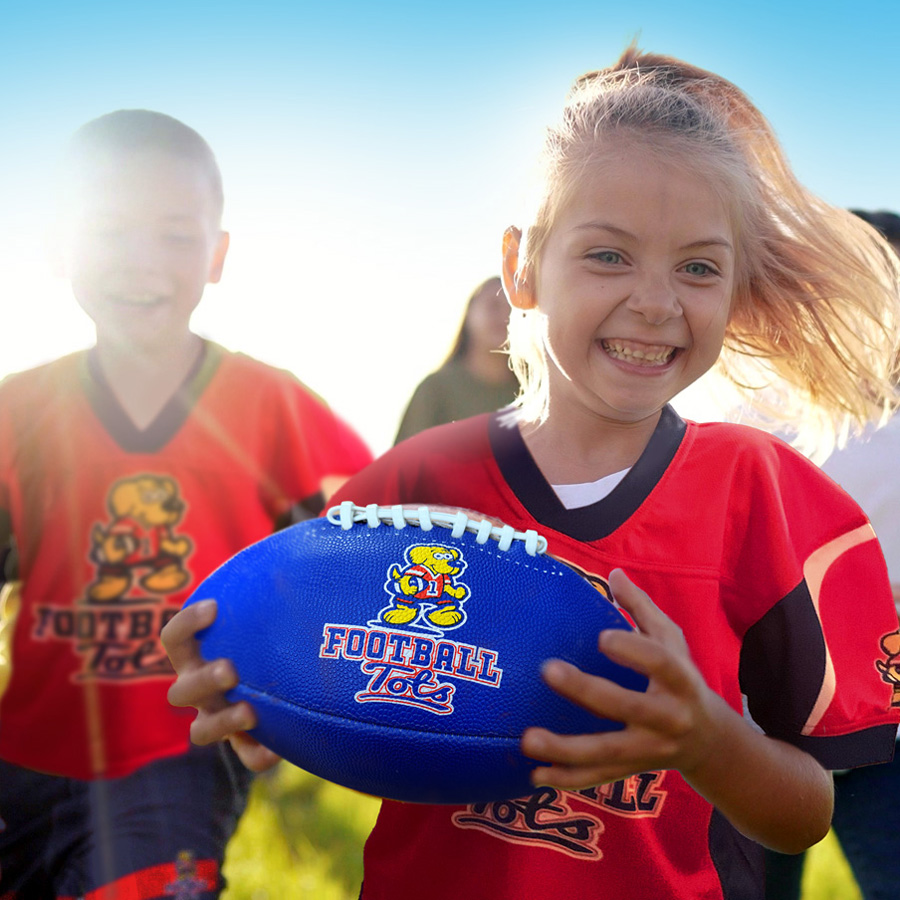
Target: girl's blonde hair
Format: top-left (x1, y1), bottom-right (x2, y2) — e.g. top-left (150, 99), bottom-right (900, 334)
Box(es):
top-left (508, 46), bottom-right (900, 453)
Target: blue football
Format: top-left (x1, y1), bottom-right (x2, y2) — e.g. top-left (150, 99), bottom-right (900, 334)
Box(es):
top-left (185, 502), bottom-right (648, 804)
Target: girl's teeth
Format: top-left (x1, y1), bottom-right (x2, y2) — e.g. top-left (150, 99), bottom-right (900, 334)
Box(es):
top-left (602, 341), bottom-right (674, 365)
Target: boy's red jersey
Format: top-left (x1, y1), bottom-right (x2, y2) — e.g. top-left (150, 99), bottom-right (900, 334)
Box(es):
top-left (0, 342), bottom-right (372, 779)
top-left (334, 408), bottom-right (900, 899)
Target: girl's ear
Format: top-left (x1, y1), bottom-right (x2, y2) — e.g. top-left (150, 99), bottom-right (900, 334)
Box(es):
top-left (502, 227), bottom-right (537, 310)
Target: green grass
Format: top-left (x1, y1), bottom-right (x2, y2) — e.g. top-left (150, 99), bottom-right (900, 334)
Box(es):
top-left (801, 831), bottom-right (861, 900)
top-left (222, 764), bottom-right (379, 900)
top-left (222, 764), bottom-right (861, 899)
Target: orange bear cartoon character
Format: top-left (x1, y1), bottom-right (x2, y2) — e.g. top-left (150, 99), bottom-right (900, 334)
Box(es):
top-left (876, 630), bottom-right (900, 706)
top-left (382, 544), bottom-right (470, 629)
top-left (87, 475), bottom-right (193, 602)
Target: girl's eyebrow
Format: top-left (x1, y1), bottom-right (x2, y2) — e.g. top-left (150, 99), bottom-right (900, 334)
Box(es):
top-left (574, 221), bottom-right (733, 253)
top-left (573, 221), bottom-right (635, 239)
top-left (680, 238), bottom-right (734, 253)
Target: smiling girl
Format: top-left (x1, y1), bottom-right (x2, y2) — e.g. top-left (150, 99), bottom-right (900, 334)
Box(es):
top-left (163, 48), bottom-right (900, 898)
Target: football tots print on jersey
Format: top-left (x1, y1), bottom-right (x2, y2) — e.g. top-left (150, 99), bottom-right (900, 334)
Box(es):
top-left (451, 774), bottom-right (669, 860)
top-left (31, 473), bottom-right (194, 685)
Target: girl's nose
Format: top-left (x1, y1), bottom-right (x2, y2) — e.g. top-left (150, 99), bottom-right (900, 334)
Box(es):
top-left (625, 275), bottom-right (682, 324)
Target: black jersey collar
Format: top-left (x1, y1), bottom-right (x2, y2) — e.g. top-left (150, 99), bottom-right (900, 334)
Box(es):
top-left (81, 341), bottom-right (221, 454)
top-left (488, 405), bottom-right (686, 542)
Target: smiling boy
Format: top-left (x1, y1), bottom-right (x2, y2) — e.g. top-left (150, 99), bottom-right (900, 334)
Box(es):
top-left (0, 110), bottom-right (372, 898)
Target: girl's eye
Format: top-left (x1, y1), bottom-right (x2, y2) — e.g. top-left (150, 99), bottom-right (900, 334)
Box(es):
top-left (682, 261), bottom-right (717, 277)
top-left (590, 250), bottom-right (622, 265)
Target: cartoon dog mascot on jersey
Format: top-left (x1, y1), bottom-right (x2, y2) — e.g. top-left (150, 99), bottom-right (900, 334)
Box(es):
top-left (87, 475), bottom-right (193, 602)
top-left (382, 544), bottom-right (470, 629)
top-left (876, 630), bottom-right (900, 706)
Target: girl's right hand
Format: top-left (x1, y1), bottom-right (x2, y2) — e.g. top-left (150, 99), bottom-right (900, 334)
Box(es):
top-left (161, 599), bottom-right (281, 772)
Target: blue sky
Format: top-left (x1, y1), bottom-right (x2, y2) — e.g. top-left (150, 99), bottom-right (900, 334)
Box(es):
top-left (2, 1), bottom-right (898, 451)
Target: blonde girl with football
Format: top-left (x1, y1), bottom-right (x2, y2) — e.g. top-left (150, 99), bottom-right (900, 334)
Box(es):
top-left (163, 47), bottom-right (900, 899)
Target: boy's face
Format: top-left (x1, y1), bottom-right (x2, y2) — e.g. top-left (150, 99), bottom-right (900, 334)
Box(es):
top-left (62, 149), bottom-right (228, 353)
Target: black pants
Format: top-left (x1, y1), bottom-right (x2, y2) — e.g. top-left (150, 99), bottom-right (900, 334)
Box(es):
top-left (0, 742), bottom-right (253, 899)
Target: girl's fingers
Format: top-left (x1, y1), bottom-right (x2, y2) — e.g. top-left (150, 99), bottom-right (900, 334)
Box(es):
top-left (596, 629), bottom-right (696, 701)
top-left (159, 599), bottom-right (277, 763)
top-left (540, 658), bottom-right (629, 716)
top-left (166, 658), bottom-right (238, 710)
top-left (541, 658), bottom-right (692, 736)
top-left (189, 700), bottom-right (257, 746)
top-left (161, 600), bottom-right (217, 671)
top-left (523, 725), bottom-right (608, 764)
top-left (228, 733), bottom-right (282, 773)
top-left (608, 569), bottom-right (682, 642)
top-left (529, 762), bottom-right (625, 791)
top-left (522, 728), bottom-right (634, 789)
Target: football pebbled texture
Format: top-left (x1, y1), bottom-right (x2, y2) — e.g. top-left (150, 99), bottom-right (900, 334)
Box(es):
top-left (186, 502), bottom-right (648, 804)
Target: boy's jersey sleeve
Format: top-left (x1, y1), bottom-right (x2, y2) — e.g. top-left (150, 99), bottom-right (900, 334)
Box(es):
top-left (733, 440), bottom-right (900, 769)
top-left (259, 372), bottom-right (373, 522)
top-left (326, 420), bottom-right (463, 510)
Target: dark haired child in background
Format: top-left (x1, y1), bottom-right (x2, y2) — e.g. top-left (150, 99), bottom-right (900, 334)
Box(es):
top-left (764, 208), bottom-right (900, 900)
top-left (394, 276), bottom-right (519, 443)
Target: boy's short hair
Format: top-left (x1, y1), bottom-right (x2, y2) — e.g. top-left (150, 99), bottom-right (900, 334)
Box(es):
top-left (66, 109), bottom-right (224, 223)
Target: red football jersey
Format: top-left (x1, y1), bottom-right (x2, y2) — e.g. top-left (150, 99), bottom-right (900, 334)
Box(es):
top-left (330, 408), bottom-right (900, 900)
top-left (0, 342), bottom-right (372, 779)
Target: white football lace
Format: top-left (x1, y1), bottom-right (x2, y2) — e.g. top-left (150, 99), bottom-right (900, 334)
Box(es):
top-left (326, 502), bottom-right (548, 557)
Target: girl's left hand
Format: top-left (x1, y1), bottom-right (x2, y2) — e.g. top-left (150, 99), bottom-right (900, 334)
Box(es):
top-left (521, 567), bottom-right (719, 789)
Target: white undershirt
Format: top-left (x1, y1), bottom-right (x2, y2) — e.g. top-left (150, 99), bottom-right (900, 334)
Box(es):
top-left (551, 468), bottom-right (632, 509)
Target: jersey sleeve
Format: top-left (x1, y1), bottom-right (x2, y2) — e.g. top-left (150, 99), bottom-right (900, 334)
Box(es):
top-left (734, 438), bottom-right (900, 769)
top-left (328, 441), bottom-right (417, 509)
top-left (327, 419), bottom-right (476, 510)
top-left (260, 373), bottom-right (374, 523)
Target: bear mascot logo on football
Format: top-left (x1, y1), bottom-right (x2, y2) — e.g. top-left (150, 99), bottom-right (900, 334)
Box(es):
top-left (381, 544), bottom-right (471, 629)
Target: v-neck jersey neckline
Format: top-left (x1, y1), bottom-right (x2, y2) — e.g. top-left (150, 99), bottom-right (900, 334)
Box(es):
top-left (81, 341), bottom-right (220, 453)
top-left (487, 405), bottom-right (687, 542)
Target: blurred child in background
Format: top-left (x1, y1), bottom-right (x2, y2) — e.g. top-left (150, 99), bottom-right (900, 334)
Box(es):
top-left (394, 276), bottom-right (518, 443)
top-left (0, 109), bottom-right (372, 898)
top-left (764, 209), bottom-right (900, 900)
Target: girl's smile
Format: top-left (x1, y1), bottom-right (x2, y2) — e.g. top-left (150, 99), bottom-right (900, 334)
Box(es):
top-left (600, 338), bottom-right (679, 368)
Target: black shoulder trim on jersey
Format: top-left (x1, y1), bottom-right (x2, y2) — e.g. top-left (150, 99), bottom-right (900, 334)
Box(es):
top-left (1, 508), bottom-right (15, 587)
top-left (739, 579), bottom-right (827, 739)
top-left (487, 405), bottom-right (686, 541)
top-left (82, 342), bottom-right (221, 454)
top-left (790, 724), bottom-right (898, 770)
top-left (741, 577), bottom-right (899, 770)
top-left (708, 808), bottom-right (764, 900)
top-left (274, 492), bottom-right (326, 531)
top-left (0, 508), bottom-right (10, 555)
top-left (0, 547), bottom-right (10, 587)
